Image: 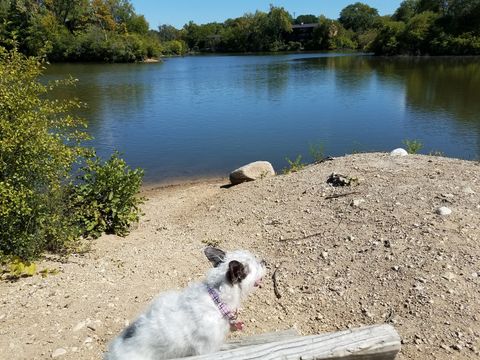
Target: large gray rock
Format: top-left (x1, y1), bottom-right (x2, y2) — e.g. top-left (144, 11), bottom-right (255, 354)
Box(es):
top-left (229, 161), bottom-right (275, 185)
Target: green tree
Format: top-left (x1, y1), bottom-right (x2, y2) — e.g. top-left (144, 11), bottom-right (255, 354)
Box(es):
top-left (294, 14), bottom-right (318, 24)
top-left (265, 5), bottom-right (292, 48)
top-left (126, 14), bottom-right (149, 34)
top-left (403, 11), bottom-right (439, 54)
top-left (157, 24), bottom-right (181, 41)
top-left (448, 0), bottom-right (480, 34)
top-left (313, 15), bottom-right (355, 50)
top-left (393, 0), bottom-right (420, 22)
top-left (369, 20), bottom-right (406, 55)
top-left (417, 0), bottom-right (449, 13)
top-left (339, 2), bottom-right (380, 32)
top-left (44, 0), bottom-right (90, 31)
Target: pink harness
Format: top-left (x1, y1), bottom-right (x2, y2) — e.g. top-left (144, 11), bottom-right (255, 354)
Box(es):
top-left (207, 286), bottom-right (244, 331)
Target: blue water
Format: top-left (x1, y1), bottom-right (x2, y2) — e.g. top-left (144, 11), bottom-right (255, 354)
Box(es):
top-left (44, 53), bottom-right (480, 184)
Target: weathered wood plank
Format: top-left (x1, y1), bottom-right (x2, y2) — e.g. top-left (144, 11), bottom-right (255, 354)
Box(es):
top-left (174, 325), bottom-right (401, 360)
top-left (220, 328), bottom-right (300, 351)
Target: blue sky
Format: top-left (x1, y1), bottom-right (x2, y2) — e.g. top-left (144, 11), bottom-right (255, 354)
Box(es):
top-left (131, 1), bottom-right (403, 29)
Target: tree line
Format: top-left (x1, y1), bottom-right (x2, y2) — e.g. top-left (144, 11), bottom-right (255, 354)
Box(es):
top-left (1, 1), bottom-right (479, 62)
top-left (0, 0), bottom-right (160, 62)
top-left (158, 1), bottom-right (480, 56)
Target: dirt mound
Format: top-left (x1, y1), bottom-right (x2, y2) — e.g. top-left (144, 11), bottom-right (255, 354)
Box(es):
top-left (1, 153), bottom-right (479, 359)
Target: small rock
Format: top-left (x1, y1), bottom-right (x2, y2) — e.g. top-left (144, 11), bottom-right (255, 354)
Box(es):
top-left (229, 161), bottom-right (275, 185)
top-left (52, 348), bottom-right (67, 358)
top-left (436, 207), bottom-right (452, 216)
top-left (442, 272), bottom-right (456, 281)
top-left (351, 199), bottom-right (365, 207)
top-left (321, 252), bottom-right (328, 260)
top-left (390, 148), bottom-right (408, 156)
top-left (84, 337), bottom-right (93, 344)
top-left (392, 266), bottom-right (400, 272)
top-left (463, 187), bottom-right (475, 194)
top-left (73, 321), bottom-right (86, 332)
top-left (452, 344), bottom-right (463, 351)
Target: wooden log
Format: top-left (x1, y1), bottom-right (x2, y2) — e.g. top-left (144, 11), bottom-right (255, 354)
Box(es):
top-left (174, 325), bottom-right (401, 360)
top-left (220, 328), bottom-right (300, 351)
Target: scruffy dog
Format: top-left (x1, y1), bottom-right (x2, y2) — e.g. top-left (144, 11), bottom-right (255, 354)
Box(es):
top-left (104, 247), bottom-right (266, 360)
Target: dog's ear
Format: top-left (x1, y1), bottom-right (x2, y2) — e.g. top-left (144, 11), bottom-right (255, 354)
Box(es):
top-left (204, 247), bottom-right (226, 267)
top-left (226, 260), bottom-right (248, 285)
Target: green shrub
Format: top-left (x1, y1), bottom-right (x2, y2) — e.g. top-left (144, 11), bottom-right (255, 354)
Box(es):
top-left (283, 155), bottom-right (306, 174)
top-left (403, 139), bottom-right (424, 154)
top-left (71, 153), bottom-right (144, 239)
top-left (369, 20), bottom-right (406, 55)
top-left (0, 45), bottom-right (144, 260)
top-left (161, 40), bottom-right (188, 56)
top-left (0, 45), bottom-right (89, 259)
top-left (309, 142), bottom-right (326, 162)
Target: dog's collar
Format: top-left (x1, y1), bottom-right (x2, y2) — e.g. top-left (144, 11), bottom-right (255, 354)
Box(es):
top-left (206, 286), bottom-right (244, 331)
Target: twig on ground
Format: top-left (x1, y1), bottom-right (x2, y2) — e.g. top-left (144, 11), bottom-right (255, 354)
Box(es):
top-left (325, 191), bottom-right (360, 200)
top-left (279, 231), bottom-right (324, 243)
top-left (272, 264), bottom-right (283, 299)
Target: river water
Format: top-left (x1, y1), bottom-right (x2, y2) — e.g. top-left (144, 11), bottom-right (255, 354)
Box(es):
top-left (44, 53), bottom-right (480, 184)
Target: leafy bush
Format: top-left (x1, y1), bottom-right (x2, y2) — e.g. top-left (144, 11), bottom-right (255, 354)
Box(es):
top-left (369, 20), bottom-right (406, 55)
top-left (309, 142), bottom-right (326, 162)
top-left (0, 46), bottom-right (144, 260)
top-left (71, 153), bottom-right (144, 239)
top-left (161, 40), bottom-right (188, 56)
top-left (403, 139), bottom-right (424, 154)
top-left (402, 11), bottom-right (439, 54)
top-left (0, 45), bottom-right (89, 259)
top-left (283, 155), bottom-right (306, 174)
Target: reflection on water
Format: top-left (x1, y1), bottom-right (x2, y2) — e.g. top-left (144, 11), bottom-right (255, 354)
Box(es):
top-left (43, 54), bottom-right (480, 184)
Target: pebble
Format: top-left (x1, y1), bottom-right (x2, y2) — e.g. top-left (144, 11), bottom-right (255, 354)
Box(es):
top-left (463, 187), bottom-right (475, 194)
top-left (351, 199), bottom-right (365, 207)
top-left (436, 207), bottom-right (452, 216)
top-left (390, 148), bottom-right (408, 156)
top-left (73, 321), bottom-right (86, 332)
top-left (442, 272), bottom-right (456, 281)
top-left (52, 348), bottom-right (67, 358)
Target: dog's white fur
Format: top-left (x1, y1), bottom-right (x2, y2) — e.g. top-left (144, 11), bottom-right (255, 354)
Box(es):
top-left (104, 248), bottom-right (265, 360)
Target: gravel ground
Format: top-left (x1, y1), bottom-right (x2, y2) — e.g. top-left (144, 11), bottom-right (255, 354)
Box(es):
top-left (1, 152), bottom-right (479, 360)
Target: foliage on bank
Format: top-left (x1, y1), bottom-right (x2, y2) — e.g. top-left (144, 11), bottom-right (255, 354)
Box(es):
top-left (2, 1), bottom-right (479, 59)
top-left (155, 1), bottom-right (480, 56)
top-left (0, 0), bottom-right (160, 62)
top-left (0, 46), bottom-right (143, 260)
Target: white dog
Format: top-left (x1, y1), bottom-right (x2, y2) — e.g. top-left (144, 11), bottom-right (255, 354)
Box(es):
top-left (104, 247), bottom-right (266, 360)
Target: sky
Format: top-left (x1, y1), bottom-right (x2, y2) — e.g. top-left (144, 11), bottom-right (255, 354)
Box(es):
top-left (131, 0), bottom-right (404, 29)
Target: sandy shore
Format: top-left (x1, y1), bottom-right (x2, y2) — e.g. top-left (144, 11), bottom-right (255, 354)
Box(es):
top-left (1, 152), bottom-right (479, 359)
